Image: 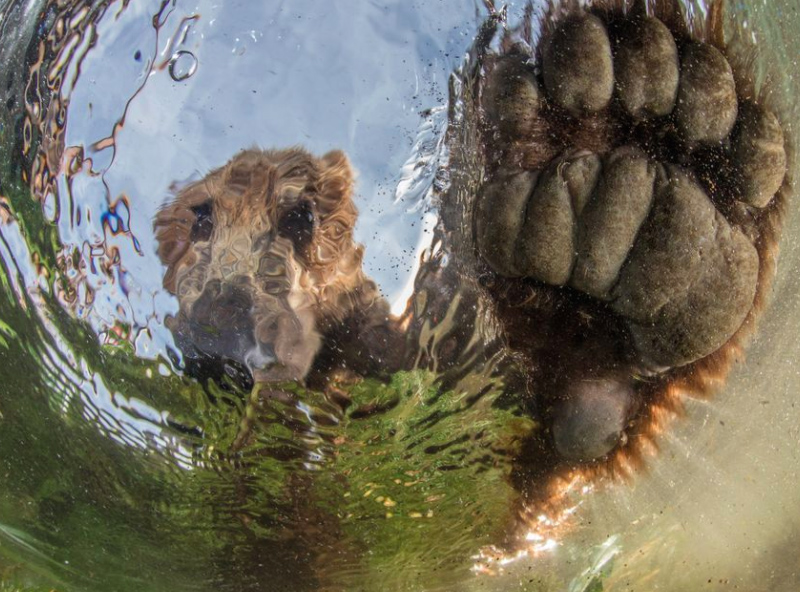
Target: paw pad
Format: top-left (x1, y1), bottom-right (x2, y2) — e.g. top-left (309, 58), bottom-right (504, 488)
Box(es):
top-left (543, 13), bottom-right (614, 114)
top-left (477, 7), bottom-right (787, 371)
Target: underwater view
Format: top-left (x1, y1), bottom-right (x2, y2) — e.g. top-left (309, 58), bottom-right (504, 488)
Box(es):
top-left (0, 0), bottom-right (798, 590)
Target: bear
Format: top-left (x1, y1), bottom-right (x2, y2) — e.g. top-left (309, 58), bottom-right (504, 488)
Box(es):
top-left (153, 0), bottom-right (790, 559)
top-left (445, 0), bottom-right (791, 526)
top-left (153, 148), bottom-right (404, 389)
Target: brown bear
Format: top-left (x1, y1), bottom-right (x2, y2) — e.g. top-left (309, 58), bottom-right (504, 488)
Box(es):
top-left (153, 0), bottom-right (790, 548)
top-left (154, 148), bottom-right (404, 393)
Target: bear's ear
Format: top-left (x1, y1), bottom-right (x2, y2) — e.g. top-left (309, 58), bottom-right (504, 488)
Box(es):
top-left (317, 149), bottom-right (355, 211)
top-left (154, 179), bottom-right (216, 293)
top-left (321, 149), bottom-right (353, 177)
top-left (153, 200), bottom-right (194, 293)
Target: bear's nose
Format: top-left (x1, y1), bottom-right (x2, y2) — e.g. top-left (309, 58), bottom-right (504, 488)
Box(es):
top-left (191, 278), bottom-right (254, 336)
top-left (213, 285), bottom-right (253, 327)
top-left (183, 280), bottom-right (256, 363)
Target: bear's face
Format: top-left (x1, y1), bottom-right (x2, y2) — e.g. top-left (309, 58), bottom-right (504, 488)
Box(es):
top-left (154, 148), bottom-right (367, 383)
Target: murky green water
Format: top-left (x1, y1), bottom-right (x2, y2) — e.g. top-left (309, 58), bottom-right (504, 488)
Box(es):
top-left (0, 0), bottom-right (798, 591)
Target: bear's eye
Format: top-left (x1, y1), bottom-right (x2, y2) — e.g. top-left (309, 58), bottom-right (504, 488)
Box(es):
top-left (190, 202), bottom-right (214, 242)
top-left (277, 200), bottom-right (316, 254)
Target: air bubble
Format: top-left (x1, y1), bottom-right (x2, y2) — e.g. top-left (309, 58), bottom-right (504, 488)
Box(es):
top-left (168, 50), bottom-right (197, 82)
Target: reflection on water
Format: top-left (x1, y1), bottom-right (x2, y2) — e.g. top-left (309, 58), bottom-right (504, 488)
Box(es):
top-left (0, 0), bottom-right (798, 591)
top-left (1, 1), bottom-right (523, 590)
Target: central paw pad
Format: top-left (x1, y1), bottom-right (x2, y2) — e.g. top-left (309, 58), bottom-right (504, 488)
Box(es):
top-left (476, 8), bottom-right (786, 372)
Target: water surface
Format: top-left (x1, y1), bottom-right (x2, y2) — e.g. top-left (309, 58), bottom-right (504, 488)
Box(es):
top-left (0, 0), bottom-right (798, 591)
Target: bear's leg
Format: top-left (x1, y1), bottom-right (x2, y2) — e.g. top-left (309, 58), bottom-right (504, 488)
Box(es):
top-left (475, 1), bottom-right (788, 464)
